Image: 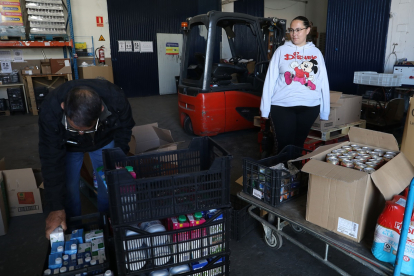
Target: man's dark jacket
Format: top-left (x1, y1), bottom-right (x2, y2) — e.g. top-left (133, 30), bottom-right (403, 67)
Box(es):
top-left (38, 79), bottom-right (135, 212)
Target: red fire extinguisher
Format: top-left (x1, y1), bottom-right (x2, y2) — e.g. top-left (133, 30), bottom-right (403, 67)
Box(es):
top-left (95, 46), bottom-right (105, 65)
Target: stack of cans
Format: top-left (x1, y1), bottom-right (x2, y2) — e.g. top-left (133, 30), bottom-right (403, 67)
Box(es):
top-left (326, 144), bottom-right (398, 174)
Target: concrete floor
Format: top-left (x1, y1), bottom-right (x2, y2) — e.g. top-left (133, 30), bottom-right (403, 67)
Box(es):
top-left (0, 94), bottom-right (385, 275)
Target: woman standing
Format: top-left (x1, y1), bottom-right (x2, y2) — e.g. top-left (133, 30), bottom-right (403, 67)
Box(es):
top-left (260, 16), bottom-right (330, 153)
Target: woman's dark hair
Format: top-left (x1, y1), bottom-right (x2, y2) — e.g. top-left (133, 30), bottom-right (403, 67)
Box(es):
top-left (292, 16), bottom-right (312, 29)
top-left (64, 86), bottom-right (102, 127)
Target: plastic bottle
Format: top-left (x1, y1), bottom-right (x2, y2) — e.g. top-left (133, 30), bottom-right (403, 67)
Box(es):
top-left (96, 166), bottom-right (107, 189)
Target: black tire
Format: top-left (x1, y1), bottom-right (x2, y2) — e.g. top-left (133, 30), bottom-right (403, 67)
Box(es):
top-left (183, 115), bottom-right (194, 135)
top-left (290, 223), bottom-right (305, 233)
top-left (264, 231), bottom-right (283, 249)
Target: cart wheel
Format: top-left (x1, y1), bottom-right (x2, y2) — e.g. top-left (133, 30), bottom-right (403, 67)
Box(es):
top-left (183, 115), bottom-right (194, 135)
top-left (264, 231), bottom-right (283, 249)
top-left (290, 223), bottom-right (305, 233)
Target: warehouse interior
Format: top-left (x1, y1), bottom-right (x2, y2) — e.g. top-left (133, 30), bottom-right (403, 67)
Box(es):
top-left (1, 0), bottom-right (414, 275)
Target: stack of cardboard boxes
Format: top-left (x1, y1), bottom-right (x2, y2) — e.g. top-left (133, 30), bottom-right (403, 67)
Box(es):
top-left (0, 0), bottom-right (25, 40)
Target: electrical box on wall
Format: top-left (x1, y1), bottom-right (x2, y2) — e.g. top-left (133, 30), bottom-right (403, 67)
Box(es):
top-left (394, 65), bottom-right (414, 87)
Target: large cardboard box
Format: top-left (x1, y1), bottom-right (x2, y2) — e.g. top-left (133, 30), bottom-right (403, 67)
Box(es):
top-left (41, 59), bottom-right (52, 75)
top-left (296, 127), bottom-right (414, 242)
top-left (78, 65), bottom-right (114, 83)
top-left (128, 123), bottom-right (182, 155)
top-left (2, 168), bottom-right (43, 217)
top-left (21, 66), bottom-right (41, 75)
top-left (312, 92), bottom-right (362, 131)
top-left (50, 58), bottom-right (72, 74)
top-left (401, 97), bottom-right (414, 166)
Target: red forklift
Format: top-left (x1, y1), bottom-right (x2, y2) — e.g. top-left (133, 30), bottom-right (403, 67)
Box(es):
top-left (178, 11), bottom-right (286, 136)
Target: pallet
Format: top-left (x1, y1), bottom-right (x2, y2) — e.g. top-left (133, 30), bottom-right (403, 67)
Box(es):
top-left (307, 120), bottom-right (366, 141)
top-left (0, 110), bottom-right (10, 116)
top-left (28, 34), bottom-right (68, 41)
top-left (0, 35), bottom-right (26, 41)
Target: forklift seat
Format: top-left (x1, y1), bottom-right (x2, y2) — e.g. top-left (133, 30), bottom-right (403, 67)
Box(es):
top-left (211, 63), bottom-right (247, 82)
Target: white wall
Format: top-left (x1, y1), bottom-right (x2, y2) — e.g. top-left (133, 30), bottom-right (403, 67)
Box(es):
top-left (265, 0), bottom-right (306, 26)
top-left (305, 0), bottom-right (328, 34)
top-left (384, 0), bottom-right (414, 73)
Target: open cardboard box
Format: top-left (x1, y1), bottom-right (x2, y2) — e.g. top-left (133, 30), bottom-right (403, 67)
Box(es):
top-left (312, 91), bottom-right (362, 131)
top-left (295, 127), bottom-right (414, 242)
top-left (128, 123), bottom-right (182, 155)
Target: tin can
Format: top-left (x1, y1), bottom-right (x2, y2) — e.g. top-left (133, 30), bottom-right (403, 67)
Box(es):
top-left (341, 160), bottom-right (354, 168)
top-left (365, 162), bottom-right (376, 169)
top-left (362, 147), bottom-right (373, 151)
top-left (355, 162), bottom-right (367, 171)
top-left (370, 151), bottom-right (380, 158)
top-left (374, 156), bottom-right (385, 164)
top-left (355, 156), bottom-right (365, 163)
top-left (348, 151), bottom-right (358, 158)
top-left (327, 157), bottom-right (339, 165)
top-left (360, 154), bottom-right (371, 161)
top-left (357, 149), bottom-right (367, 154)
top-left (338, 156), bottom-right (351, 162)
top-left (368, 158), bottom-right (380, 164)
top-left (386, 151), bottom-right (397, 156)
top-left (383, 154), bottom-right (395, 162)
top-left (331, 151), bottom-right (341, 157)
top-left (352, 146), bottom-right (362, 151)
top-left (326, 153), bottom-right (337, 160)
top-left (373, 149), bottom-right (384, 156)
top-left (364, 167), bottom-right (376, 174)
top-left (350, 144), bottom-right (359, 148)
top-left (342, 146), bottom-right (352, 152)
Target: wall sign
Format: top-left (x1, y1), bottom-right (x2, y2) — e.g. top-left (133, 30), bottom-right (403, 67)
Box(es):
top-left (166, 42), bottom-right (179, 55)
top-left (96, 16), bottom-right (104, 27)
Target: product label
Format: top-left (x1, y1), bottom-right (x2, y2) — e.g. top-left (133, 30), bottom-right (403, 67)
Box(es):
top-left (17, 192), bottom-right (35, 204)
top-left (337, 217), bottom-right (359, 239)
top-left (396, 198), bottom-right (407, 208)
top-left (252, 188), bottom-right (263, 199)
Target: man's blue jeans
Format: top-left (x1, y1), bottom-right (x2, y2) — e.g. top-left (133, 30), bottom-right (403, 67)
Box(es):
top-left (64, 140), bottom-right (114, 218)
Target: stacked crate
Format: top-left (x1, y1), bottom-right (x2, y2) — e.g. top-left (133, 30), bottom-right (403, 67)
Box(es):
top-left (103, 137), bottom-right (232, 276)
top-left (25, 0), bottom-right (67, 40)
top-left (0, 0), bottom-right (25, 40)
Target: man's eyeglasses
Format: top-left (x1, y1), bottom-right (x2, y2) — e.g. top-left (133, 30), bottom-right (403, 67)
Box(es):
top-left (65, 115), bottom-right (99, 134)
top-left (288, 28), bottom-right (307, 34)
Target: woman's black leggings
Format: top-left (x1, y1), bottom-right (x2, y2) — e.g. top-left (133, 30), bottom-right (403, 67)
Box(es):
top-left (270, 105), bottom-right (320, 153)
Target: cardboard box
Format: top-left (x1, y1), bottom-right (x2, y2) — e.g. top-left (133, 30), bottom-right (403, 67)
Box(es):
top-left (21, 66), bottom-right (41, 75)
top-left (296, 127), bottom-right (414, 242)
top-left (2, 168), bottom-right (43, 217)
top-left (50, 58), bottom-right (72, 74)
top-left (41, 59), bottom-right (52, 75)
top-left (401, 97), bottom-right (414, 166)
top-left (312, 91), bottom-right (362, 131)
top-left (78, 65), bottom-right (114, 83)
top-left (128, 123), bottom-right (182, 155)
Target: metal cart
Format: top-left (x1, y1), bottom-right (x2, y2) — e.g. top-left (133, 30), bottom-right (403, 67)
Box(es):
top-left (237, 190), bottom-right (413, 276)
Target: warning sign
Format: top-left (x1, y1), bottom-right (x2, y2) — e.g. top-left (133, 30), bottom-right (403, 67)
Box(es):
top-left (96, 16), bottom-right (104, 27)
top-left (99, 35), bottom-right (105, 41)
top-left (166, 42), bottom-right (179, 55)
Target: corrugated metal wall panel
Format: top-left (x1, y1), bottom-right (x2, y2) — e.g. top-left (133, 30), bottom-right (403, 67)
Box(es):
top-left (325, 0), bottom-right (391, 94)
top-left (234, 0), bottom-right (264, 59)
top-left (107, 0), bottom-right (220, 97)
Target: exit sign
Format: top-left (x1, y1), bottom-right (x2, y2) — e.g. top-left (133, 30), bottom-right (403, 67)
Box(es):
top-left (96, 16), bottom-right (104, 27)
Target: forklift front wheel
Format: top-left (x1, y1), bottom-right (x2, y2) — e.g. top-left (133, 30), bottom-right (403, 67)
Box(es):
top-left (183, 115), bottom-right (194, 135)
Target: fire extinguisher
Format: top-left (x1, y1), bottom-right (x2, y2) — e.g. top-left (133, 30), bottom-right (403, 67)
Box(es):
top-left (95, 46), bottom-right (105, 65)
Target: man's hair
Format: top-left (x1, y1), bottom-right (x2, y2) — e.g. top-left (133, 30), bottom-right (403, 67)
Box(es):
top-left (64, 86), bottom-right (102, 127)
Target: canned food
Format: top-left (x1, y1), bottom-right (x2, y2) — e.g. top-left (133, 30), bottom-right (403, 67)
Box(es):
top-left (368, 159), bottom-right (380, 164)
top-left (356, 149), bottom-right (367, 154)
top-left (331, 149), bottom-right (342, 156)
top-left (342, 146), bottom-right (352, 152)
top-left (336, 149), bottom-right (347, 154)
top-left (338, 156), bottom-right (351, 162)
top-left (383, 154), bottom-right (395, 162)
top-left (364, 167), bottom-right (376, 174)
top-left (370, 152), bottom-right (380, 158)
top-left (355, 156), bottom-right (366, 163)
top-left (350, 144), bottom-right (359, 148)
top-left (327, 157), bottom-right (339, 165)
top-left (326, 153), bottom-right (337, 160)
top-left (374, 156), bottom-right (384, 164)
top-left (365, 162), bottom-right (376, 169)
top-left (352, 146), bottom-right (362, 151)
top-left (373, 149), bottom-right (384, 156)
top-left (348, 151), bottom-right (358, 158)
top-left (386, 151), bottom-right (397, 156)
top-left (360, 154), bottom-right (371, 161)
top-left (341, 160), bottom-right (354, 168)
top-left (355, 163), bottom-right (367, 171)
top-left (352, 159), bottom-right (360, 164)
top-left (362, 147), bottom-right (373, 151)
top-left (365, 151), bottom-right (374, 156)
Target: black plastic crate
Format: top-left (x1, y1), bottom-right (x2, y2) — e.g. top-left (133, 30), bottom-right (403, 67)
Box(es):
top-left (8, 98), bottom-right (24, 112)
top-left (0, 98), bottom-right (7, 111)
top-left (7, 87), bottom-right (22, 99)
top-left (113, 208), bottom-right (231, 275)
top-left (230, 195), bottom-right (259, 241)
top-left (243, 145), bottom-right (311, 207)
top-left (103, 137), bottom-right (232, 226)
top-left (43, 213), bottom-right (111, 276)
